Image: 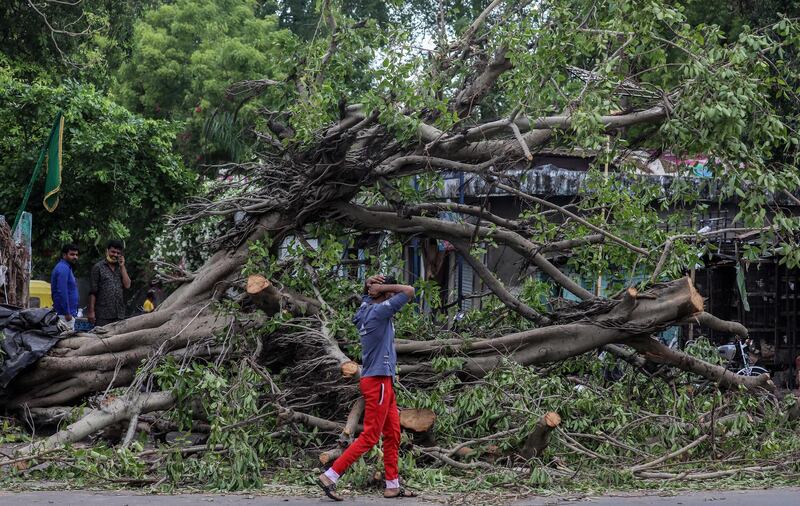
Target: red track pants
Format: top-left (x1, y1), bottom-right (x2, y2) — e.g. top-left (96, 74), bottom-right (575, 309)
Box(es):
top-left (331, 376), bottom-right (400, 481)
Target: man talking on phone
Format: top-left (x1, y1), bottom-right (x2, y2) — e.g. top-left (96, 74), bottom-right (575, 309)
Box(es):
top-left (87, 240), bottom-right (131, 327)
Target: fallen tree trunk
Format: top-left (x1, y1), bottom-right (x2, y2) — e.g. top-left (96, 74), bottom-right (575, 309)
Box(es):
top-left (627, 336), bottom-right (775, 392)
top-left (395, 279), bottom-right (704, 377)
top-left (3, 4), bottom-right (797, 488)
top-left (4, 304), bottom-right (231, 409)
top-left (3, 268), bottom-right (318, 410)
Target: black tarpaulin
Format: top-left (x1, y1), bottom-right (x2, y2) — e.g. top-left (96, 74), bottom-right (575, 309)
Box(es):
top-left (0, 304), bottom-right (61, 390)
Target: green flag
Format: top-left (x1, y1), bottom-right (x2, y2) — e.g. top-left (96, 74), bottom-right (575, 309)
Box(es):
top-left (43, 113), bottom-right (64, 212)
top-left (11, 112), bottom-right (64, 235)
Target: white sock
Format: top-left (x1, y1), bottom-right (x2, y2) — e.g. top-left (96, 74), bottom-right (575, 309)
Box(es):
top-left (324, 468), bottom-right (340, 484)
top-left (385, 478), bottom-right (399, 488)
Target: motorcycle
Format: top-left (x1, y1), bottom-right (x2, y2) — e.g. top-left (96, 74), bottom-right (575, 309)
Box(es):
top-left (717, 338), bottom-right (769, 377)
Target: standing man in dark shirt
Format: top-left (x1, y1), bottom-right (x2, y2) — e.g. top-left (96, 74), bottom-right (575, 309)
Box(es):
top-left (50, 243), bottom-right (80, 331)
top-left (317, 274), bottom-right (417, 501)
top-left (87, 240), bottom-right (131, 327)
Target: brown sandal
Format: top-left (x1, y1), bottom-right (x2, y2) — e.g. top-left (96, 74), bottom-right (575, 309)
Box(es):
top-left (385, 487), bottom-right (418, 498)
top-left (317, 477), bottom-right (344, 501)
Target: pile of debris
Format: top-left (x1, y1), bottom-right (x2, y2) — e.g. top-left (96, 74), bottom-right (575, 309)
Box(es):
top-left (0, 305), bottom-right (61, 395)
top-left (0, 218), bottom-right (30, 307)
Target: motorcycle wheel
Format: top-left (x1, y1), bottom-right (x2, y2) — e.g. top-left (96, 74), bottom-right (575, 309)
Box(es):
top-left (736, 366), bottom-right (769, 377)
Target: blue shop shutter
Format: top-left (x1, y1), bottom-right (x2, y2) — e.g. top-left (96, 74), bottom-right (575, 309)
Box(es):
top-left (461, 259), bottom-right (474, 310)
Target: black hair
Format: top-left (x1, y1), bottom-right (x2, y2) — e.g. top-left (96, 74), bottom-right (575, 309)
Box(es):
top-left (363, 274), bottom-right (399, 295)
top-left (107, 239), bottom-right (124, 251)
top-left (61, 243), bottom-right (79, 255)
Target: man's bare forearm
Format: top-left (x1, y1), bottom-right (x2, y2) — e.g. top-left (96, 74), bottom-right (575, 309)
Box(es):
top-left (87, 294), bottom-right (97, 323)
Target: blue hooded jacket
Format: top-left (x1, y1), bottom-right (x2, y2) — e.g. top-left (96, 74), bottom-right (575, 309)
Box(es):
top-left (353, 292), bottom-right (410, 377)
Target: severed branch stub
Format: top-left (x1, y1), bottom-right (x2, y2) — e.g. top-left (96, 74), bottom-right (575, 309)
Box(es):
top-left (246, 275), bottom-right (282, 315)
top-left (339, 397), bottom-right (365, 446)
top-left (401, 408), bottom-right (437, 447)
top-left (521, 411), bottom-right (561, 459)
top-left (246, 274), bottom-right (320, 316)
top-left (341, 361), bottom-right (360, 378)
top-left (318, 399), bottom-right (359, 464)
top-left (319, 447), bottom-right (343, 467)
top-left (399, 408), bottom-right (437, 433)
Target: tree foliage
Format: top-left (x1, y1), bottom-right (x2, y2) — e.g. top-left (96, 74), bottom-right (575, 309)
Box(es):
top-left (188, 0), bottom-right (800, 275)
top-left (114, 0), bottom-right (298, 162)
top-left (0, 0), bottom-right (164, 83)
top-left (681, 0), bottom-right (800, 40)
top-left (259, 0), bottom-right (392, 39)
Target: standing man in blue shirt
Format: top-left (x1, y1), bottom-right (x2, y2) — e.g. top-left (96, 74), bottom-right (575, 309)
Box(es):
top-left (317, 274), bottom-right (417, 501)
top-left (50, 243), bottom-right (80, 331)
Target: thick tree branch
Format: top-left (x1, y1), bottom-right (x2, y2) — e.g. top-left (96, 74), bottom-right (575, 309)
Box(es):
top-left (627, 336), bottom-right (774, 392)
top-left (452, 46), bottom-right (513, 118)
top-left (401, 202), bottom-right (523, 231)
top-left (396, 278), bottom-right (703, 369)
top-left (454, 0), bottom-right (504, 49)
top-left (376, 155), bottom-right (495, 176)
top-left (524, 106), bottom-right (667, 131)
top-left (691, 312), bottom-right (748, 338)
top-left (452, 240), bottom-right (549, 324)
top-left (24, 391), bottom-right (175, 453)
top-left (540, 234), bottom-right (605, 253)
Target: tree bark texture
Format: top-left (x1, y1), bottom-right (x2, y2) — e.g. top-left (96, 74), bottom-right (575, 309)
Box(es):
top-left (394, 278), bottom-right (703, 377)
top-left (521, 411), bottom-right (561, 459)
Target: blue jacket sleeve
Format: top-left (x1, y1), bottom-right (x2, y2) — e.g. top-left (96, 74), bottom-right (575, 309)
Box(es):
top-left (67, 272), bottom-right (78, 316)
top-left (373, 292), bottom-right (410, 318)
top-left (51, 264), bottom-right (68, 314)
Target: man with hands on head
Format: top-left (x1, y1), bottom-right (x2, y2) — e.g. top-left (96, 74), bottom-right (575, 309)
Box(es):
top-left (316, 274), bottom-right (418, 501)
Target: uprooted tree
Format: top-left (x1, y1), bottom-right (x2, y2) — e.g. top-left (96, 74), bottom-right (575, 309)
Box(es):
top-left (3, 0), bottom-right (800, 489)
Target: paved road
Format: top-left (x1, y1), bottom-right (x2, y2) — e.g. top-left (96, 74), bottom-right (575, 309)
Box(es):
top-left (0, 489), bottom-right (798, 506)
top-left (519, 488), bottom-right (800, 505)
